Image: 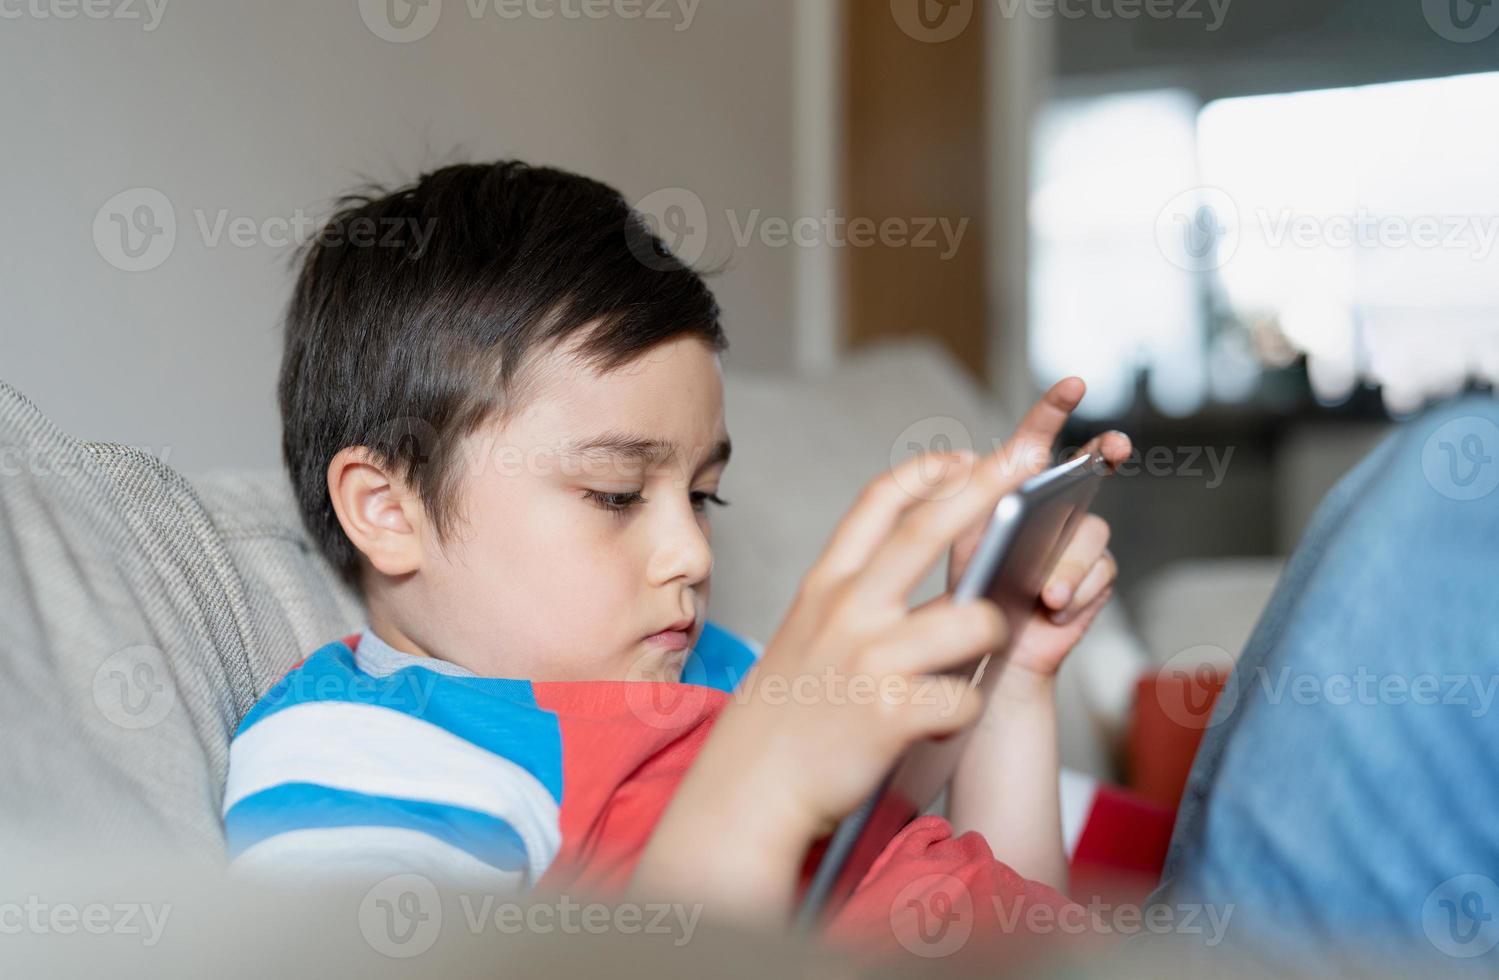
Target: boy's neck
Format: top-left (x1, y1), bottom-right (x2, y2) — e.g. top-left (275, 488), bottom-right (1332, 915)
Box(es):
top-left (365, 606), bottom-right (432, 661)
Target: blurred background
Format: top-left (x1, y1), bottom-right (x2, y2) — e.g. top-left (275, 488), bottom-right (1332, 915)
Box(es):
top-left (4, 0), bottom-right (1498, 778)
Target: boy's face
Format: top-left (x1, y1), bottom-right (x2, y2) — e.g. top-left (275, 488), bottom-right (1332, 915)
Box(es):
top-left (406, 334), bottom-right (729, 682)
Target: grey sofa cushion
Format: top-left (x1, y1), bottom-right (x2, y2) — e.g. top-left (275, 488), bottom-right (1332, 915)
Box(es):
top-left (0, 382), bottom-right (261, 861)
top-left (189, 470), bottom-right (365, 683)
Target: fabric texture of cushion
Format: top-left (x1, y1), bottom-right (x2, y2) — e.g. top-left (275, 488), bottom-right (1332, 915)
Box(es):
top-left (1, 381), bottom-right (261, 862)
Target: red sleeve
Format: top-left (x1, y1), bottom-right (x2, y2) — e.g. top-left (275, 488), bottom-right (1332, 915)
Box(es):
top-left (822, 815), bottom-right (1085, 968)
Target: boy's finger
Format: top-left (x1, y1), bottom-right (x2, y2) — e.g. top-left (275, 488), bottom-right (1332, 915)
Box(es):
top-left (1051, 552), bottom-right (1117, 625)
top-left (809, 450), bottom-right (975, 590)
top-left (986, 377), bottom-right (1086, 480)
top-left (1049, 586), bottom-right (1114, 630)
top-left (1041, 514), bottom-right (1111, 610)
top-left (863, 595), bottom-right (1008, 679)
top-left (855, 453), bottom-right (1024, 603)
top-left (1069, 429), bottom-right (1132, 472)
top-left (906, 682), bottom-right (985, 743)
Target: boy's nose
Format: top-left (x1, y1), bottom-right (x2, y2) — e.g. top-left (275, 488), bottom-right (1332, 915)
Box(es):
top-left (647, 513), bottom-right (713, 587)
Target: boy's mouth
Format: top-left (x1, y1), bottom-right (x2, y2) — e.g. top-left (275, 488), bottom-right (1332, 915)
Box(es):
top-left (644, 616), bottom-right (695, 652)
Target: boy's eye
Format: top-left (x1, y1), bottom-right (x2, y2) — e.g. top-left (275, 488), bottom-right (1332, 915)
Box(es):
top-left (583, 489), bottom-right (646, 514)
top-left (691, 491), bottom-right (731, 512)
top-left (581, 489), bottom-right (731, 517)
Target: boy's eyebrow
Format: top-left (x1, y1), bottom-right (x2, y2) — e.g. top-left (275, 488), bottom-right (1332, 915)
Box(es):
top-left (560, 430), bottom-right (732, 471)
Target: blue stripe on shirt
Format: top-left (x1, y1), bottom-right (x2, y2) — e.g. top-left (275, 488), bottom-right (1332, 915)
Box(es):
top-left (225, 781), bottom-right (530, 872)
top-left (682, 620), bottom-right (759, 693)
top-left (234, 643), bottom-right (565, 804)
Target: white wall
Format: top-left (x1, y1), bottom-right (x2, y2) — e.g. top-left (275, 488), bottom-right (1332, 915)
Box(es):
top-left (1, 0), bottom-right (797, 473)
top-left (985, 7), bottom-right (1052, 424)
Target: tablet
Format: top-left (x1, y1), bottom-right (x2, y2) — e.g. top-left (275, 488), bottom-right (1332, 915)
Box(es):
top-left (794, 452), bottom-right (1106, 928)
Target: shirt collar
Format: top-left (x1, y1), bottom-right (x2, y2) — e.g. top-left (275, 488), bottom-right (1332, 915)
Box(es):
top-left (352, 627), bottom-right (478, 679)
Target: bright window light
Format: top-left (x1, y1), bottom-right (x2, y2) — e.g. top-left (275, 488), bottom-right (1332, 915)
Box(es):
top-left (1030, 72), bottom-right (1499, 417)
top-left (1030, 90), bottom-right (1205, 418)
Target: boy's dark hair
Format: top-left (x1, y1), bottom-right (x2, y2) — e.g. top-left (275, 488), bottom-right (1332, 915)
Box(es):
top-left (278, 161), bottom-right (726, 589)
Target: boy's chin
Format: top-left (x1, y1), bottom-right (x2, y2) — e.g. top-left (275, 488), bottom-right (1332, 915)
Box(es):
top-left (623, 644), bottom-right (690, 684)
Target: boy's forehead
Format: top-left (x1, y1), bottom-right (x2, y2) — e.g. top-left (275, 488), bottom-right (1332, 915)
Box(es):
top-left (530, 332), bottom-right (723, 408)
top-left (556, 429), bottom-right (732, 472)
top-left (506, 335), bottom-right (728, 463)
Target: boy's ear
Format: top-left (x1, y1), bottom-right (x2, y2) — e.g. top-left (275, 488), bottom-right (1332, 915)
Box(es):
top-left (326, 447), bottom-right (426, 578)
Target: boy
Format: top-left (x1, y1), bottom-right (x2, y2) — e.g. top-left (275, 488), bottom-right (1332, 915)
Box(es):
top-left (223, 161), bottom-right (1127, 951)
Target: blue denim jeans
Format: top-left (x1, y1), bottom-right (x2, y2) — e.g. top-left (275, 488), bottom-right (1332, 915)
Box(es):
top-left (1153, 394), bottom-right (1499, 973)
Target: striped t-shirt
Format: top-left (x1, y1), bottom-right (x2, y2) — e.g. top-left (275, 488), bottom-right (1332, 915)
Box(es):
top-left (222, 621), bottom-right (761, 891)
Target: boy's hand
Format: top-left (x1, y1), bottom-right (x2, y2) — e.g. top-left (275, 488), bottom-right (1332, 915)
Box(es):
top-left (934, 378), bottom-right (1129, 892)
top-left (939, 378), bottom-right (1131, 687)
top-left (633, 383), bottom-right (1104, 924)
top-left (715, 444), bottom-right (1027, 840)
top-left (633, 379), bottom-right (1117, 924)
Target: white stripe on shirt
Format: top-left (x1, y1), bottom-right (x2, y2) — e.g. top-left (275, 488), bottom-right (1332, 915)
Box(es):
top-left (224, 700), bottom-right (561, 880)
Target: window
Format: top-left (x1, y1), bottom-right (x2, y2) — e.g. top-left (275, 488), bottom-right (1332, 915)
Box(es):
top-left (1030, 72), bottom-right (1499, 418)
